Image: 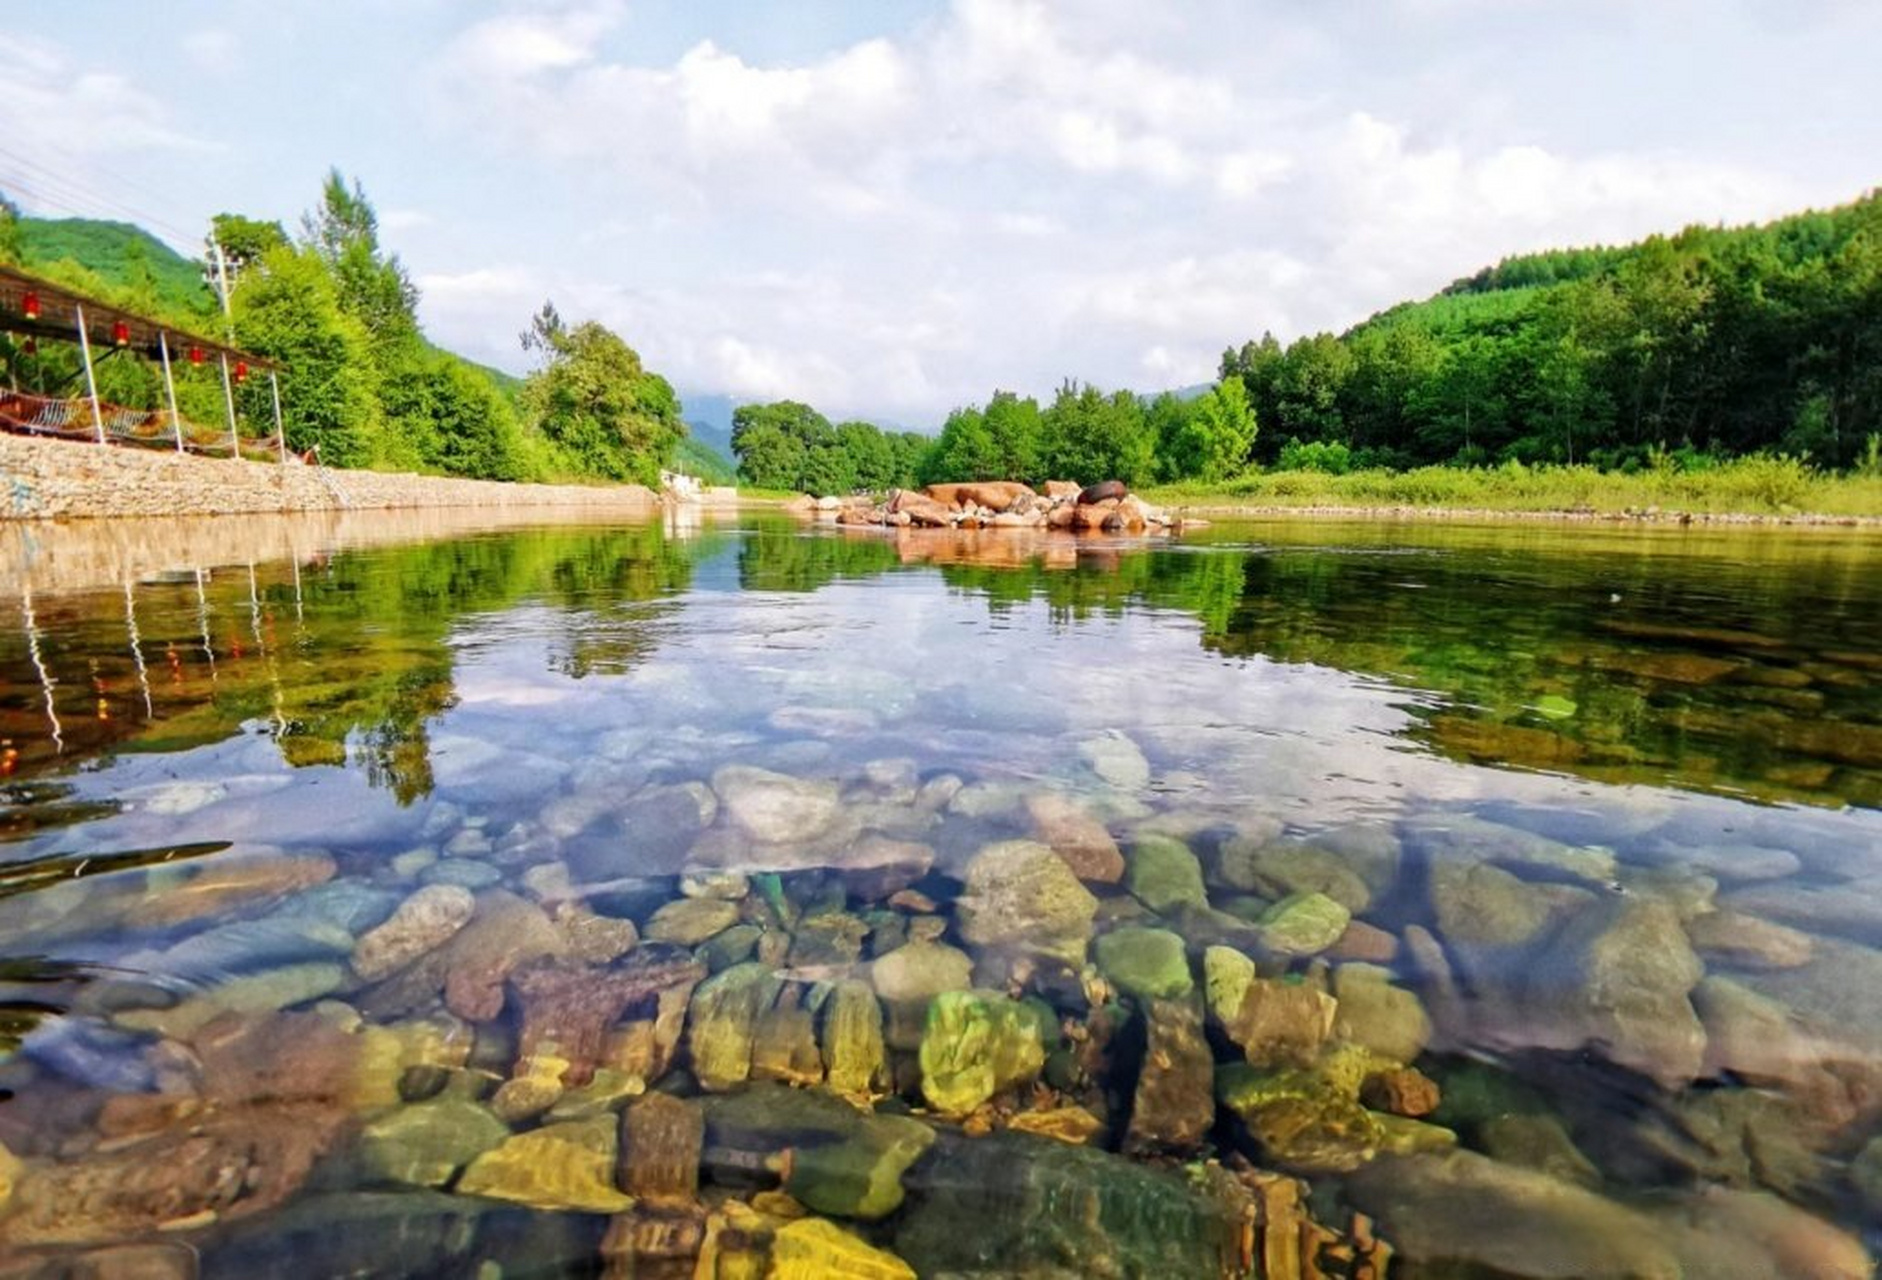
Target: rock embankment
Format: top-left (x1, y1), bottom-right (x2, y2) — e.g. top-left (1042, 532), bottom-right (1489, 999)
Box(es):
top-left (0, 433), bottom-right (658, 521)
top-left (794, 479), bottom-right (1183, 533)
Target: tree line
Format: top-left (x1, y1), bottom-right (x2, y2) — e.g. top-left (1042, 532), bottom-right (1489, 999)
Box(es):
top-left (731, 378), bottom-right (1256, 492)
top-left (1221, 189), bottom-right (1882, 473)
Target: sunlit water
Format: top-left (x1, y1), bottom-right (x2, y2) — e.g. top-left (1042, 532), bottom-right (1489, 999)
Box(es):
top-left (0, 510), bottom-right (1879, 1277)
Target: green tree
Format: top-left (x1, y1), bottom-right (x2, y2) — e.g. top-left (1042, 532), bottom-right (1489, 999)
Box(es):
top-left (1173, 377), bottom-right (1257, 481)
top-left (1040, 381), bottom-right (1155, 485)
top-left (836, 420), bottom-right (898, 491)
top-left (983, 390), bottom-right (1045, 482)
top-left (919, 405), bottom-right (998, 484)
top-left (231, 245), bottom-right (380, 466)
top-left (730, 400), bottom-right (836, 491)
top-left (301, 170), bottom-right (419, 354)
top-left (520, 307), bottom-right (684, 485)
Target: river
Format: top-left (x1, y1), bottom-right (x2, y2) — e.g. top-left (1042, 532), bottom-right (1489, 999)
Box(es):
top-left (0, 509), bottom-right (1877, 1277)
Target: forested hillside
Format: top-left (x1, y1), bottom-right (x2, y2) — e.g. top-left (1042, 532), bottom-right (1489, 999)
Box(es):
top-left (1222, 190), bottom-right (1882, 471)
top-left (1, 176), bottom-right (690, 486)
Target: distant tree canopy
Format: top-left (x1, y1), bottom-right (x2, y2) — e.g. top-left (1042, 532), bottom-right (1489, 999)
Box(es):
top-left (1223, 189), bottom-right (1882, 471)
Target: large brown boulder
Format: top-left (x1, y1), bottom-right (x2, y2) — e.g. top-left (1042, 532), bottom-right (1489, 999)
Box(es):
top-left (887, 489), bottom-right (953, 527)
top-left (923, 481), bottom-right (1038, 512)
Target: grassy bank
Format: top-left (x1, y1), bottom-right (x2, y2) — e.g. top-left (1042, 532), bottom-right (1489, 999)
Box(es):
top-left (1142, 457), bottom-right (1882, 520)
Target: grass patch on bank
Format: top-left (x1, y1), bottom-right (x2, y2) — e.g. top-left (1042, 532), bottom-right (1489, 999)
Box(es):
top-left (1143, 457), bottom-right (1882, 518)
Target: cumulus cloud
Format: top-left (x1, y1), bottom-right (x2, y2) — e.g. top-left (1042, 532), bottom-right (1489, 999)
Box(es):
top-left (399, 0), bottom-right (1871, 421)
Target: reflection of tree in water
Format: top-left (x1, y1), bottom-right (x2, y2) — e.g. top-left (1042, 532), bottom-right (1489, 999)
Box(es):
top-left (544, 523), bottom-right (722, 678)
top-left (0, 523), bottom-right (718, 813)
top-left (937, 534), bottom-right (1882, 809)
top-left (737, 525), bottom-right (903, 593)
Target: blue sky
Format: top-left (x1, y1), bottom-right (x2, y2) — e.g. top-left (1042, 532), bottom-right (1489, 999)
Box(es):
top-left (2, 1), bottom-right (1878, 426)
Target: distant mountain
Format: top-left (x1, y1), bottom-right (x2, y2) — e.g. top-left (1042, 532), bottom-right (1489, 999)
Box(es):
top-left (679, 391), bottom-right (739, 469)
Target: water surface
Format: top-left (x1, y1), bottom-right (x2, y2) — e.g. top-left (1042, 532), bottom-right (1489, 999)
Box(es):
top-left (0, 511), bottom-right (1878, 1276)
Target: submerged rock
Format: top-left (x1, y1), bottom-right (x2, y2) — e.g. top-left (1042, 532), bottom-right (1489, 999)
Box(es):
top-left (1253, 891), bottom-right (1351, 957)
top-left (821, 979), bottom-right (888, 1098)
top-left (1076, 731), bottom-right (1152, 791)
top-left (458, 1116), bottom-right (634, 1214)
top-left (513, 947), bottom-right (706, 1087)
top-left (713, 765), bottom-right (842, 845)
top-left (1125, 996), bottom-right (1214, 1154)
top-left (1346, 1149), bottom-right (1677, 1279)
top-left (895, 1130), bottom-right (1252, 1278)
top-left (1213, 836), bottom-right (1372, 913)
top-left (956, 840), bottom-right (1098, 967)
top-left (645, 897), bottom-right (741, 946)
top-left (1216, 1048), bottom-right (1386, 1173)
top-left (768, 1217), bottom-right (916, 1280)
top-left (1525, 896), bottom-right (1707, 1089)
top-left (1331, 963), bottom-right (1432, 1064)
top-left (2, 1101), bottom-right (344, 1245)
top-left (870, 938), bottom-right (975, 1051)
top-left (918, 989), bottom-right (1047, 1115)
top-left (355, 1095), bottom-right (508, 1187)
top-left (687, 962), bottom-right (786, 1092)
top-left (1026, 792), bottom-right (1125, 883)
top-left (1216, 974), bottom-right (1338, 1069)
top-left (350, 884), bottom-right (476, 982)
top-left (1095, 925), bottom-right (1194, 1000)
top-left (1125, 833), bottom-right (1209, 913)
top-left (703, 1083), bottom-right (935, 1221)
top-left (619, 1091), bottom-right (705, 1205)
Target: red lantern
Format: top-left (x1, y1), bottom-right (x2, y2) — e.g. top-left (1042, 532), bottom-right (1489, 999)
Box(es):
top-left (188, 345), bottom-right (205, 366)
top-left (21, 291), bottom-right (39, 320)
top-left (234, 360), bottom-right (249, 384)
top-left (112, 319), bottom-right (130, 346)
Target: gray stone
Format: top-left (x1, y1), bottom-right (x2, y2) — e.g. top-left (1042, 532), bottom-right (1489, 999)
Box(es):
top-left (871, 938), bottom-right (975, 1050)
top-left (352, 885), bottom-right (476, 982)
top-left (956, 840), bottom-right (1098, 968)
top-left (1331, 963), bottom-right (1431, 1063)
top-left (1213, 837), bottom-right (1372, 912)
top-left (1526, 897), bottom-right (1706, 1089)
top-left (1076, 731), bottom-right (1151, 791)
top-left (1346, 1150), bottom-right (1681, 1279)
top-left (712, 765), bottom-right (840, 844)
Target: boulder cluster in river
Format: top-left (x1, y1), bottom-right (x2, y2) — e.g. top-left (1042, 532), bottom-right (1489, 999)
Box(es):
top-left (0, 734), bottom-right (1875, 1278)
top-left (789, 478), bottom-right (1182, 534)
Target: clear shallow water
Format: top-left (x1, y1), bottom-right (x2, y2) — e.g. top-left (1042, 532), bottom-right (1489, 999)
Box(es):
top-left (0, 511), bottom-right (1879, 1277)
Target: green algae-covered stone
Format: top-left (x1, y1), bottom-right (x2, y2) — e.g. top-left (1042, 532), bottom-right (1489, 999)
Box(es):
top-left (687, 962), bottom-right (784, 1092)
top-left (918, 989), bottom-right (1047, 1115)
top-left (1125, 834), bottom-right (1208, 914)
top-left (457, 1116), bottom-right (634, 1213)
top-left (1094, 926), bottom-right (1194, 1000)
top-left (1256, 891), bottom-right (1352, 957)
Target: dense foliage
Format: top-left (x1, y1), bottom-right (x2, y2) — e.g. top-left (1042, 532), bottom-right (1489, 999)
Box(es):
top-left (1, 178), bottom-right (690, 486)
top-left (1223, 189), bottom-right (1882, 471)
top-left (730, 399), bottom-right (927, 492)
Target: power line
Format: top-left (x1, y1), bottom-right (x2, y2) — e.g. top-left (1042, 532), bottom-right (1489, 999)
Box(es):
top-left (0, 145), bottom-right (205, 249)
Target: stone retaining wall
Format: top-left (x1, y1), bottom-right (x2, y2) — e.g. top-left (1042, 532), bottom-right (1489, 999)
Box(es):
top-left (0, 433), bottom-right (658, 521)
